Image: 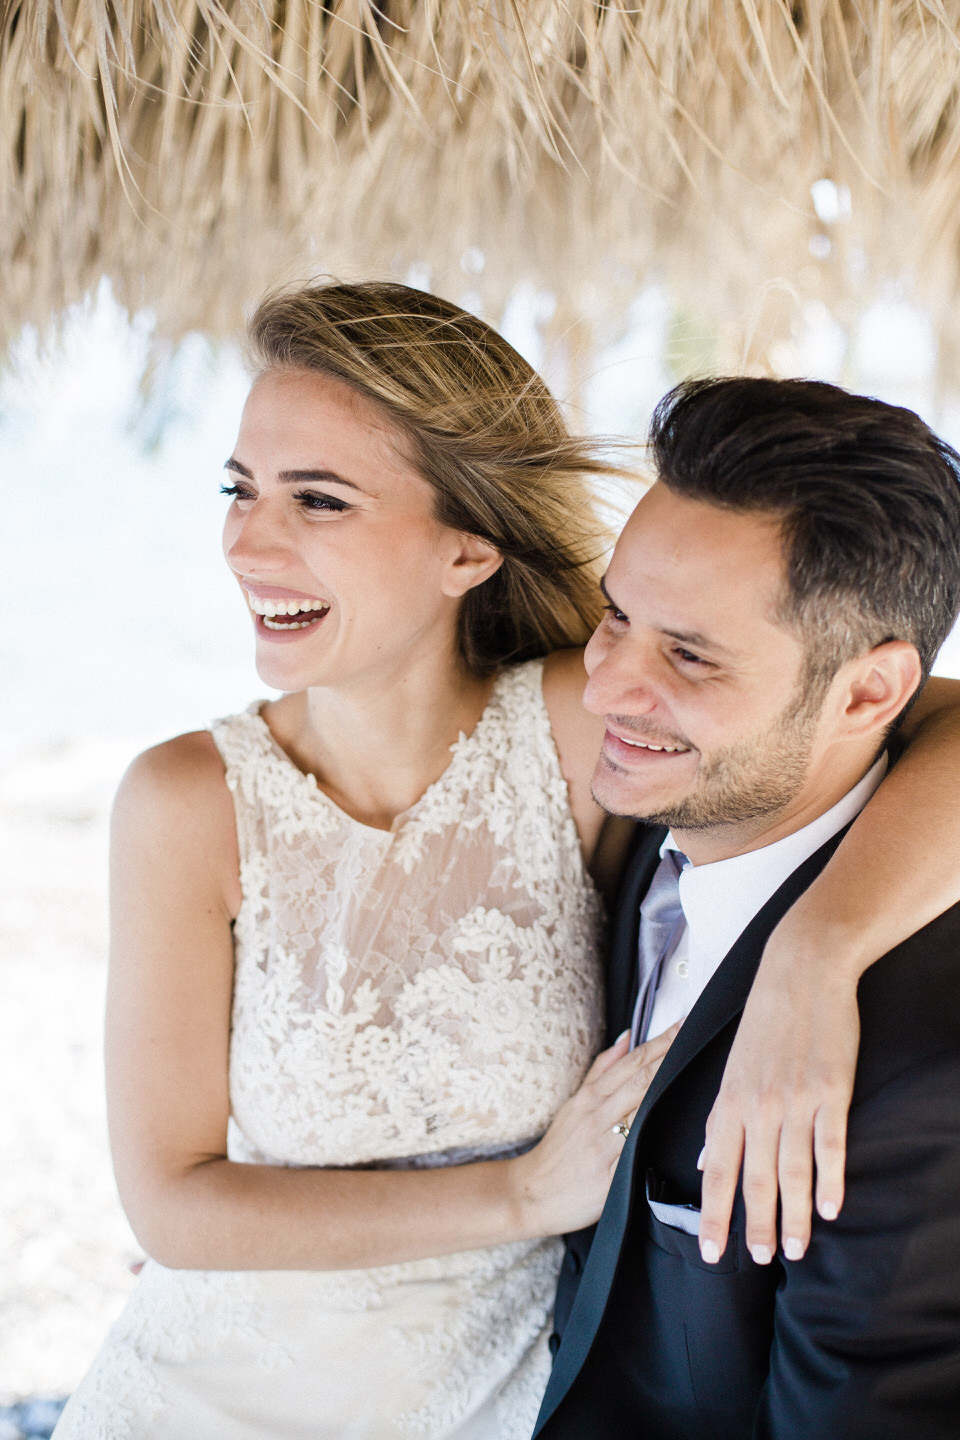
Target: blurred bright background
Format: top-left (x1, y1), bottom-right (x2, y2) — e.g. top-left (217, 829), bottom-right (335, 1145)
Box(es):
top-left (3, 271), bottom-right (960, 1410)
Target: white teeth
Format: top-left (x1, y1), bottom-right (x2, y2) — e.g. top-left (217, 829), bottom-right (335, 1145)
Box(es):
top-left (244, 591), bottom-right (329, 619)
top-left (620, 736), bottom-right (689, 754)
top-left (262, 616), bottom-right (318, 630)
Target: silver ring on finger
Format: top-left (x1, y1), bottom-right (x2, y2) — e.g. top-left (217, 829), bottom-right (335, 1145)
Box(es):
top-left (611, 1121), bottom-right (630, 1140)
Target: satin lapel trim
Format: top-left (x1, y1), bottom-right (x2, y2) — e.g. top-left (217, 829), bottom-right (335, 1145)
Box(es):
top-left (537, 826), bottom-right (849, 1432)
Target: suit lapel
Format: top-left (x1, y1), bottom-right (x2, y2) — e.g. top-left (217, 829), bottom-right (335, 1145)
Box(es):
top-left (536, 826), bottom-right (849, 1433)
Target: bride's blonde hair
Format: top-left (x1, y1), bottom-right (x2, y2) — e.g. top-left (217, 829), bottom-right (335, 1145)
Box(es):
top-left (248, 280), bottom-right (613, 675)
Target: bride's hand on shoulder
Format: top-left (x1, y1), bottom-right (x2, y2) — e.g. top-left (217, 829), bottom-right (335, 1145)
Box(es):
top-left (512, 1023), bottom-right (680, 1239)
top-left (695, 917), bottom-right (860, 1268)
top-left (698, 676), bottom-right (960, 1266)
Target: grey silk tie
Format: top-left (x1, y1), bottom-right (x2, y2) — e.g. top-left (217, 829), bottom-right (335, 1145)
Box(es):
top-left (630, 847), bottom-right (688, 1047)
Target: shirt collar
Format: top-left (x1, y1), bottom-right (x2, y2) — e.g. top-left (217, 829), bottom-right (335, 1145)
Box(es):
top-left (661, 754), bottom-right (888, 968)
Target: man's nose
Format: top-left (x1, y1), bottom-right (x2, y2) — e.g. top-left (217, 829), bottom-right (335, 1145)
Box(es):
top-left (583, 634), bottom-right (659, 718)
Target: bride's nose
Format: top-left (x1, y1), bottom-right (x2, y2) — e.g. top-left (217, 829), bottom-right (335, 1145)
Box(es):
top-left (224, 497), bottom-right (294, 576)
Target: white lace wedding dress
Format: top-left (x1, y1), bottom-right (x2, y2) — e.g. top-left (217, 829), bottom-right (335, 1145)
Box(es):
top-left (55, 660), bottom-right (604, 1440)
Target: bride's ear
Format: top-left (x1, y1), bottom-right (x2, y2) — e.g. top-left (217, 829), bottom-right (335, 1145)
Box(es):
top-left (441, 534), bottom-right (504, 598)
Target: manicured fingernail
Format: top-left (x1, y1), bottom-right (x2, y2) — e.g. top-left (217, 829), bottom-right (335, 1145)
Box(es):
top-left (750, 1244), bottom-right (774, 1266)
top-left (700, 1239), bottom-right (720, 1264)
top-left (615, 1029), bottom-right (630, 1044)
top-left (696, 1145), bottom-right (706, 1171)
top-left (819, 1200), bottom-right (839, 1221)
top-left (783, 1237), bottom-right (804, 1262)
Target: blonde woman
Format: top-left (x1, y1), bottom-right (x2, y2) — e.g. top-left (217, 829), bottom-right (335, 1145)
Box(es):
top-left (56, 283), bottom-right (960, 1439)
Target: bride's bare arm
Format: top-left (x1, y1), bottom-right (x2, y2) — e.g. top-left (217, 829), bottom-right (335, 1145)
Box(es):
top-left (696, 675), bottom-right (960, 1264)
top-left (107, 734), bottom-right (666, 1271)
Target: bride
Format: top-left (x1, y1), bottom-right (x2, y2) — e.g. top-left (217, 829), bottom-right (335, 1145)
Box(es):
top-left (55, 281), bottom-right (960, 1439)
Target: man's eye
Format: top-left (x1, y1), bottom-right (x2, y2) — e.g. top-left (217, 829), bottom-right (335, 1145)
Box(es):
top-left (603, 603), bottom-right (629, 624)
top-left (674, 647), bottom-right (707, 666)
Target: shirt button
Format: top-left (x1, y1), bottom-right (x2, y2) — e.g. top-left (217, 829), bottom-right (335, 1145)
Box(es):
top-left (676, 960), bottom-right (690, 978)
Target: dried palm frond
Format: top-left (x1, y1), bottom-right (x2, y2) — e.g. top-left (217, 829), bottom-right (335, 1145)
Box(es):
top-left (3, 2), bottom-right (960, 373)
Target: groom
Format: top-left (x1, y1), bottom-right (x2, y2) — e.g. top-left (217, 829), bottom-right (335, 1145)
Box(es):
top-left (534, 377), bottom-right (960, 1438)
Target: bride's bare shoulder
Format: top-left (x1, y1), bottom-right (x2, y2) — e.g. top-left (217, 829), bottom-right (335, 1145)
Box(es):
top-left (541, 649), bottom-right (608, 862)
top-left (116, 730), bottom-right (227, 811)
top-left (541, 648), bottom-right (604, 776)
top-left (113, 733), bottom-right (237, 876)
top-left (541, 649), bottom-right (636, 895)
top-left (111, 731), bottom-right (242, 915)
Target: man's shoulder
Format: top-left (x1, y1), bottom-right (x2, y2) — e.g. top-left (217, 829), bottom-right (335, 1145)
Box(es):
top-left (854, 898), bottom-right (960, 1097)
top-left (859, 896), bottom-right (960, 1008)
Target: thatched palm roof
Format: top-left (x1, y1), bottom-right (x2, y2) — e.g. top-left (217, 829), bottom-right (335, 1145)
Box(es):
top-left (5, 2), bottom-right (960, 366)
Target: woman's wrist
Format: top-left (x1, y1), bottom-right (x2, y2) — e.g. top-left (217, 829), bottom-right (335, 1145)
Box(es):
top-left (761, 909), bottom-right (873, 988)
top-left (499, 1150), bottom-right (550, 1243)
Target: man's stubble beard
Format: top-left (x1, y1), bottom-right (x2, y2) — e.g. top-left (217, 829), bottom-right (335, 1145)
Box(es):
top-left (595, 681), bottom-right (825, 832)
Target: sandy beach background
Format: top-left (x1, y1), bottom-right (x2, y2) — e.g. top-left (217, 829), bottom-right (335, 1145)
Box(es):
top-left (2, 285), bottom-right (959, 1410)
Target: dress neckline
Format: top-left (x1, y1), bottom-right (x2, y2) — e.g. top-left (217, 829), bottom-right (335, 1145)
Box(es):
top-left (247, 664), bottom-right (521, 836)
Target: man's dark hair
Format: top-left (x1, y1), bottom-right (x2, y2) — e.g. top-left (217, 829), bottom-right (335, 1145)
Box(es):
top-left (649, 376), bottom-right (960, 693)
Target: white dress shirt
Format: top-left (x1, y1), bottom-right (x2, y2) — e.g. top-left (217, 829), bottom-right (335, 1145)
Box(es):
top-left (645, 755), bottom-right (888, 1040)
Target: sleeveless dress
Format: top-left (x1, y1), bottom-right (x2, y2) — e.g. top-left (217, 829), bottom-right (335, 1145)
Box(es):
top-left (55, 660), bottom-right (604, 1440)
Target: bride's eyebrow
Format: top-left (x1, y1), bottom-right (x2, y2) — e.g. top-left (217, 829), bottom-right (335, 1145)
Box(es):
top-left (224, 456), bottom-right (364, 492)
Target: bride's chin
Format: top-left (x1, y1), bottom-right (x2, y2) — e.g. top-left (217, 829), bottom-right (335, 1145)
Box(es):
top-left (254, 652), bottom-right (318, 692)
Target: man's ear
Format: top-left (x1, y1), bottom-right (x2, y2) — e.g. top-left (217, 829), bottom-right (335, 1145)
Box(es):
top-left (836, 640), bottom-right (923, 738)
top-left (441, 534), bottom-right (503, 598)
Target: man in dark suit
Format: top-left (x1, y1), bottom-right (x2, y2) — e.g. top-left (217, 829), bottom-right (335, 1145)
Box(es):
top-left (534, 377), bottom-right (960, 1439)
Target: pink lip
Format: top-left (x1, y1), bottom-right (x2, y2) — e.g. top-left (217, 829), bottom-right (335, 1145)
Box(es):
top-left (242, 582), bottom-right (329, 604)
top-left (253, 611), bottom-right (330, 645)
top-left (602, 728), bottom-right (693, 763)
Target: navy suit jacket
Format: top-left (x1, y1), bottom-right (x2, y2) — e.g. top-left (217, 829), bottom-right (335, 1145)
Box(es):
top-left (534, 822), bottom-right (960, 1439)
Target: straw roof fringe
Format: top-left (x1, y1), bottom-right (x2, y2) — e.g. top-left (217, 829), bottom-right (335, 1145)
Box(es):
top-left (5, 2), bottom-right (960, 370)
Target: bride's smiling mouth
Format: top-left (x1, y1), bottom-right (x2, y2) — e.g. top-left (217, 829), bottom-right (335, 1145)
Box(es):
top-left (244, 586), bottom-right (331, 638)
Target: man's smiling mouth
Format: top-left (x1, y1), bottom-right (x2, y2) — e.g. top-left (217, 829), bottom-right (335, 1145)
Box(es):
top-left (606, 724), bottom-right (693, 756)
top-left (615, 736), bottom-right (691, 754)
